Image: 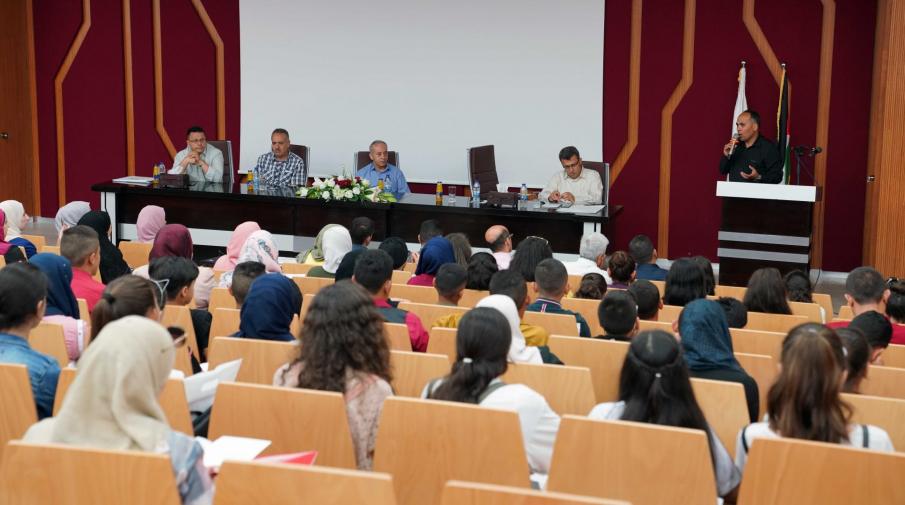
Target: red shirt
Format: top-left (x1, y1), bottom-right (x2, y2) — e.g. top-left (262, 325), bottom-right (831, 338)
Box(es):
top-left (70, 268), bottom-right (105, 312)
top-left (827, 315), bottom-right (905, 346)
top-left (374, 298), bottom-right (430, 352)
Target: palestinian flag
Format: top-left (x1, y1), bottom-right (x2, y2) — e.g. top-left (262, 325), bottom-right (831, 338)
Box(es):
top-left (777, 65), bottom-right (790, 184)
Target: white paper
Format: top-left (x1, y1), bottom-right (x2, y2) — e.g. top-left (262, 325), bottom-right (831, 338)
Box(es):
top-left (112, 176), bottom-right (154, 186)
top-left (183, 358), bottom-right (242, 412)
top-left (556, 204), bottom-right (605, 214)
top-left (199, 436), bottom-right (271, 468)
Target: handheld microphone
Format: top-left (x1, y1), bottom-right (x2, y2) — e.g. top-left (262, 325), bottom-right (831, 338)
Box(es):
top-left (728, 133), bottom-right (741, 157)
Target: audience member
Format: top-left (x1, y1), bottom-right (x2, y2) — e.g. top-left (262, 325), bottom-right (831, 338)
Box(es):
top-left (528, 259), bottom-right (591, 338)
top-left (378, 236), bottom-right (410, 270)
top-left (297, 224), bottom-right (340, 265)
top-left (54, 200), bottom-right (91, 233)
top-left (466, 252), bottom-right (498, 290)
top-left (77, 210), bottom-right (131, 284)
top-left (538, 146), bottom-right (603, 204)
top-left (169, 125), bottom-right (224, 183)
top-left (30, 253), bottom-right (88, 362)
top-left (0, 210), bottom-right (26, 264)
top-left (353, 250), bottom-right (429, 352)
top-left (134, 224), bottom-right (215, 310)
top-left (335, 248), bottom-right (366, 282)
top-left (717, 297), bottom-right (748, 328)
top-left (663, 257), bottom-right (707, 307)
top-left (509, 236), bottom-right (553, 283)
top-left (90, 275), bottom-right (164, 340)
top-left (595, 290), bottom-right (639, 341)
top-left (424, 307), bottom-right (559, 474)
top-left (837, 327), bottom-right (870, 394)
top-left (629, 234), bottom-right (668, 281)
top-left (575, 272), bottom-right (607, 300)
top-left (307, 225), bottom-right (353, 278)
top-left (829, 267), bottom-right (889, 325)
top-left (564, 232), bottom-right (611, 283)
top-left (589, 330), bottom-right (741, 501)
top-left (884, 279), bottom-right (905, 345)
top-left (0, 200), bottom-right (36, 258)
top-left (350, 217), bottom-right (375, 251)
top-left (61, 225), bottom-right (104, 311)
top-left (435, 263), bottom-right (468, 307)
top-left (735, 323), bottom-right (893, 472)
top-left (476, 295), bottom-right (545, 364)
top-left (446, 232), bottom-right (472, 269)
top-left (418, 219), bottom-right (443, 246)
top-left (488, 270), bottom-right (551, 348)
top-left (607, 250), bottom-right (636, 289)
top-left (784, 269), bottom-right (825, 322)
top-left (691, 255), bottom-right (716, 296)
top-left (228, 261), bottom-right (266, 306)
top-left (135, 205), bottom-right (166, 244)
top-left (274, 281), bottom-right (393, 470)
top-left (848, 310), bottom-right (893, 364)
top-left (628, 280), bottom-right (661, 320)
top-left (24, 316), bottom-right (213, 503)
top-left (236, 273), bottom-right (301, 342)
top-left (408, 236), bottom-right (455, 286)
top-left (356, 140), bottom-right (409, 199)
top-left (679, 299), bottom-right (759, 421)
top-left (485, 225), bottom-right (513, 269)
top-left (149, 257), bottom-right (211, 358)
top-left (251, 128), bottom-right (306, 187)
top-left (0, 263), bottom-right (60, 419)
top-left (213, 221), bottom-right (261, 271)
top-left (743, 267), bottom-right (792, 315)
top-left (219, 230), bottom-right (281, 288)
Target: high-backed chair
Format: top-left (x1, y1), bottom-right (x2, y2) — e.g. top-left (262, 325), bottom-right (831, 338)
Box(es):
top-left (390, 284), bottom-right (439, 304)
top-left (0, 364), bottom-right (38, 462)
top-left (427, 327), bottom-right (457, 362)
top-left (211, 307), bottom-right (241, 339)
top-left (547, 336), bottom-right (628, 402)
top-left (19, 234), bottom-right (46, 251)
top-left (385, 323), bottom-right (414, 351)
top-left (788, 301), bottom-right (823, 322)
top-left (730, 328), bottom-right (785, 359)
top-left (208, 382), bottom-right (357, 468)
top-left (734, 352), bottom-right (777, 419)
top-left (207, 140), bottom-right (234, 182)
top-left (397, 302), bottom-right (468, 329)
top-left (356, 150), bottom-right (399, 170)
top-left (523, 311), bottom-right (580, 337)
top-left (391, 270), bottom-right (413, 284)
top-left (293, 276), bottom-right (334, 295)
top-left (118, 241), bottom-right (152, 269)
top-left (207, 336), bottom-right (297, 385)
top-left (0, 442), bottom-right (181, 504)
top-left (812, 292), bottom-right (834, 319)
top-left (502, 363), bottom-right (596, 415)
top-left (736, 437), bottom-right (905, 504)
top-left (208, 287), bottom-right (238, 311)
top-left (374, 397), bottom-right (530, 505)
top-left (289, 144), bottom-right (310, 172)
top-left (161, 305), bottom-right (201, 362)
top-left (390, 350), bottom-right (451, 397)
top-left (214, 460), bottom-right (398, 505)
top-left (27, 322), bottom-right (69, 367)
top-left (861, 365), bottom-right (905, 400)
top-left (441, 480), bottom-right (625, 505)
top-left (547, 416), bottom-right (717, 504)
top-left (843, 392), bottom-right (905, 451)
top-left (689, 378), bottom-right (749, 459)
top-left (53, 368), bottom-right (193, 435)
top-left (467, 145), bottom-right (499, 197)
top-left (657, 304), bottom-right (683, 322)
top-left (580, 161), bottom-right (610, 207)
top-left (561, 297), bottom-right (603, 336)
top-left (744, 311), bottom-right (808, 333)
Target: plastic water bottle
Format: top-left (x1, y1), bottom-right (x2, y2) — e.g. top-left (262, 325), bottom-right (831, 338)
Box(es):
top-left (472, 181), bottom-right (480, 206)
top-left (520, 183), bottom-right (528, 202)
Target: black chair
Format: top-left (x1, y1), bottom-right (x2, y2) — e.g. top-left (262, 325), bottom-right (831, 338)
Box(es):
top-left (581, 160), bottom-right (610, 210)
top-left (207, 140), bottom-right (233, 183)
top-left (289, 144), bottom-right (310, 170)
top-left (467, 145), bottom-right (499, 197)
top-left (355, 151), bottom-right (398, 171)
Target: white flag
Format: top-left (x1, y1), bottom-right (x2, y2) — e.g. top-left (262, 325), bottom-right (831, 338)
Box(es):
top-left (732, 63), bottom-right (748, 135)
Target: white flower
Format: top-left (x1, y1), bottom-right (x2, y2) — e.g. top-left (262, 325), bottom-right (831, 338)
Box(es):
top-left (361, 179), bottom-right (370, 188)
top-left (327, 179), bottom-right (336, 188)
top-left (343, 190), bottom-right (353, 199)
top-left (322, 191), bottom-right (331, 200)
top-left (352, 187), bottom-right (361, 195)
top-left (297, 188), bottom-right (308, 198)
top-left (332, 186), bottom-right (343, 198)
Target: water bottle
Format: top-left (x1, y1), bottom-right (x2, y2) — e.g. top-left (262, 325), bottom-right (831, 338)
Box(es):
top-left (472, 181), bottom-right (480, 206)
top-left (520, 183), bottom-right (528, 202)
top-left (152, 163), bottom-right (160, 183)
top-left (247, 170), bottom-right (255, 192)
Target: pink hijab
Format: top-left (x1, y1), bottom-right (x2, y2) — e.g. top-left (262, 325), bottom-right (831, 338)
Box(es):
top-left (136, 205), bottom-right (166, 243)
top-left (0, 210), bottom-right (11, 254)
top-left (238, 230), bottom-right (281, 273)
top-left (213, 221), bottom-right (260, 271)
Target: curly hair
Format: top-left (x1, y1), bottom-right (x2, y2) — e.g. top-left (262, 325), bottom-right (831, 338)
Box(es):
top-left (282, 280), bottom-right (392, 392)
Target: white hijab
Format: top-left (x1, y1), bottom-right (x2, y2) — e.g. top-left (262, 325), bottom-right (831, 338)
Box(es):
top-left (0, 200), bottom-right (26, 240)
top-left (54, 201), bottom-right (91, 232)
top-left (322, 225), bottom-right (353, 274)
top-left (476, 295), bottom-right (542, 364)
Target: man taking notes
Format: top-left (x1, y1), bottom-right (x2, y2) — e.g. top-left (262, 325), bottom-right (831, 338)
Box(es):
top-left (719, 110), bottom-right (782, 183)
top-left (252, 128), bottom-right (307, 187)
top-left (539, 146), bottom-right (603, 205)
top-left (170, 126), bottom-right (224, 183)
top-left (356, 140), bottom-right (409, 199)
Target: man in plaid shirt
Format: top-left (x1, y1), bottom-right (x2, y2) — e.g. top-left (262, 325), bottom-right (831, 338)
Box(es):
top-left (252, 128), bottom-right (307, 187)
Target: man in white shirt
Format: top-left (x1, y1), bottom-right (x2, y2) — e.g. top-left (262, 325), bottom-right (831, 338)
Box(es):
top-left (484, 224), bottom-right (513, 269)
top-left (564, 232), bottom-right (612, 284)
top-left (538, 146), bottom-right (604, 205)
top-left (169, 126), bottom-right (224, 183)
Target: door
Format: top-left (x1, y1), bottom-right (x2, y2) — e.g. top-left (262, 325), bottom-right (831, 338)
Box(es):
top-left (0, 0), bottom-right (39, 214)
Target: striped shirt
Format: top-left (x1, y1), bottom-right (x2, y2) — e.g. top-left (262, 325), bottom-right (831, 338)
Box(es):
top-left (253, 151), bottom-right (307, 187)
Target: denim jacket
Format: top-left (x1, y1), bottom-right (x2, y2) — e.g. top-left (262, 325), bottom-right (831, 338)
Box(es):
top-left (0, 333), bottom-right (60, 419)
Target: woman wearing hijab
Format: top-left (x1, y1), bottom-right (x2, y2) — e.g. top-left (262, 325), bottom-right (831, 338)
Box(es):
top-left (678, 298), bottom-right (759, 421)
top-left (135, 205), bottom-right (166, 243)
top-left (54, 201), bottom-right (91, 233)
top-left (29, 253), bottom-right (90, 362)
top-left (212, 221), bottom-right (260, 272)
top-left (475, 294), bottom-right (542, 364)
top-left (236, 274), bottom-right (301, 341)
top-left (307, 226), bottom-right (352, 278)
top-left (77, 211), bottom-right (131, 284)
top-left (297, 224), bottom-right (340, 265)
top-left (0, 200), bottom-right (37, 258)
top-left (23, 316), bottom-right (213, 505)
top-left (407, 236), bottom-right (456, 286)
top-left (133, 224), bottom-right (215, 310)
top-left (218, 230), bottom-right (281, 288)
top-left (0, 210), bottom-right (27, 264)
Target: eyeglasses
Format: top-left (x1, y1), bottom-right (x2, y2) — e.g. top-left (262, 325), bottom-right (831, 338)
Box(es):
top-left (149, 278), bottom-right (169, 310)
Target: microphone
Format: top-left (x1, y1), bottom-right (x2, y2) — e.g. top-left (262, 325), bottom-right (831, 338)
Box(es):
top-left (728, 133), bottom-right (741, 157)
top-left (811, 146), bottom-right (823, 155)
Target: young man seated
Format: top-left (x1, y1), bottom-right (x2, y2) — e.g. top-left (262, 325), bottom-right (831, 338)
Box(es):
top-left (717, 297), bottom-right (748, 328)
top-left (353, 249), bottom-right (429, 352)
top-left (828, 267), bottom-right (889, 326)
top-left (350, 216), bottom-right (374, 252)
top-left (628, 279), bottom-right (661, 321)
top-left (432, 263), bottom-right (468, 327)
top-left (848, 310), bottom-right (893, 365)
top-left (594, 290), bottom-right (639, 341)
top-left (228, 261), bottom-right (266, 306)
top-left (149, 256), bottom-right (211, 361)
top-left (60, 225), bottom-right (105, 312)
top-left (527, 258), bottom-right (592, 338)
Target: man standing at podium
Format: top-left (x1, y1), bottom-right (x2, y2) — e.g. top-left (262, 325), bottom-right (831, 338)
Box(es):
top-left (719, 110), bottom-right (782, 183)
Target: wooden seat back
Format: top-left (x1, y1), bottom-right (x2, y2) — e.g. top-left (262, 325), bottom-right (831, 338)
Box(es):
top-left (441, 481), bottom-right (625, 505)
top-left (842, 392), bottom-right (905, 451)
top-left (734, 352), bottom-right (778, 419)
top-left (744, 311), bottom-right (808, 333)
top-left (402, 262), bottom-right (417, 273)
top-left (374, 397), bottom-right (530, 505)
top-left (547, 336), bottom-right (629, 402)
top-left (459, 289), bottom-right (488, 307)
top-left (649, 280), bottom-right (665, 297)
top-left (28, 322), bottom-right (69, 367)
top-left (390, 284), bottom-right (439, 304)
top-left (501, 362), bottom-right (595, 415)
top-left (837, 305), bottom-right (854, 320)
top-left (390, 350), bottom-right (451, 397)
top-left (788, 301), bottom-right (823, 322)
top-left (209, 382), bottom-right (356, 468)
top-left (281, 262), bottom-right (315, 275)
top-left (883, 343), bottom-right (905, 368)
top-left (41, 245), bottom-right (61, 255)
top-left (161, 305), bottom-right (200, 362)
top-left (812, 293), bottom-right (834, 320)
top-left (547, 416), bottom-right (716, 504)
top-left (385, 323), bottom-right (413, 351)
top-left (737, 437), bottom-right (905, 504)
top-left (730, 328), bottom-right (784, 359)
top-left (76, 298), bottom-right (89, 322)
top-left (714, 285), bottom-right (746, 300)
top-left (117, 241), bottom-right (152, 269)
top-left (214, 460), bottom-right (398, 505)
top-left (208, 287), bottom-right (238, 311)
top-left (397, 302), bottom-right (468, 329)
top-left (523, 311), bottom-right (580, 336)
top-left (656, 304), bottom-right (683, 322)
top-left (689, 378), bottom-right (749, 458)
top-left (391, 269), bottom-right (413, 284)
top-left (292, 276), bottom-right (334, 295)
top-left (637, 319), bottom-right (673, 332)
top-left (861, 365), bottom-right (905, 400)
top-left (0, 441), bottom-right (181, 504)
top-left (19, 234), bottom-right (47, 252)
top-left (561, 297), bottom-right (603, 336)
top-left (427, 327), bottom-right (457, 362)
top-left (211, 307), bottom-right (240, 338)
top-left (0, 364), bottom-right (38, 462)
top-left (207, 336), bottom-right (297, 385)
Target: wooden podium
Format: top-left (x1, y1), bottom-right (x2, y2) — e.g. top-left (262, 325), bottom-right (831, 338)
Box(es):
top-left (716, 181), bottom-right (820, 286)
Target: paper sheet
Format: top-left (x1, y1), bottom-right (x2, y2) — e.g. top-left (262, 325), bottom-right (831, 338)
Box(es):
top-left (183, 358), bottom-right (242, 412)
top-left (199, 436), bottom-right (271, 468)
top-left (556, 204), bottom-right (605, 214)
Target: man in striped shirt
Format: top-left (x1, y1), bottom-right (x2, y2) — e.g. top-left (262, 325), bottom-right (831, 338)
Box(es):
top-left (252, 128), bottom-right (307, 187)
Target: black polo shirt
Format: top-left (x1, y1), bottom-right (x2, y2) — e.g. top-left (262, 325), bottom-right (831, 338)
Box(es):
top-left (718, 135), bottom-right (783, 183)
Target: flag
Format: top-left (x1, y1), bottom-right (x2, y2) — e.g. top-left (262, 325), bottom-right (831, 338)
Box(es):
top-left (732, 63), bottom-right (748, 135)
top-left (777, 65), bottom-right (790, 184)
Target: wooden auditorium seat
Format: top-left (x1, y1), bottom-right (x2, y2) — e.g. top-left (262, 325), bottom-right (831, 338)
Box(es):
top-left (385, 323), bottom-right (414, 351)
top-left (117, 241), bottom-right (152, 269)
top-left (637, 319), bottom-right (673, 332)
top-left (161, 305), bottom-right (201, 362)
top-left (788, 301), bottom-right (823, 322)
top-left (744, 311), bottom-right (808, 333)
top-left (842, 392), bottom-right (905, 451)
top-left (397, 302), bottom-right (468, 329)
top-left (19, 234), bottom-right (46, 252)
top-left (292, 276), bottom-right (334, 295)
top-left (730, 328), bottom-right (785, 359)
top-left (207, 336), bottom-right (297, 385)
top-left (523, 311), bottom-right (580, 337)
top-left (441, 480), bottom-right (625, 505)
top-left (210, 307), bottom-right (240, 339)
top-left (689, 378), bottom-right (749, 459)
top-left (459, 289), bottom-right (489, 308)
top-left (391, 269), bottom-right (413, 284)
top-left (734, 352), bottom-right (778, 419)
top-left (281, 262), bottom-right (315, 275)
top-left (837, 305), bottom-right (854, 320)
top-left (860, 365), bottom-right (905, 400)
top-left (27, 322), bottom-right (69, 367)
top-left (547, 336), bottom-right (628, 402)
top-left (390, 350), bottom-right (451, 397)
top-left (208, 287), bottom-right (238, 311)
top-left (76, 298), bottom-right (89, 323)
top-left (389, 284), bottom-right (439, 304)
top-left (0, 364), bottom-right (38, 462)
top-left (502, 362), bottom-right (596, 416)
top-left (561, 297), bottom-right (603, 336)
top-left (883, 343), bottom-right (905, 368)
top-left (657, 304), bottom-right (683, 322)
top-left (427, 327), bottom-right (457, 362)
top-left (40, 245), bottom-right (60, 255)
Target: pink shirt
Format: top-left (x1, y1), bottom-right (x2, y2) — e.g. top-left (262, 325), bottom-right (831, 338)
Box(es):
top-left (70, 268), bottom-right (105, 312)
top-left (407, 274), bottom-right (435, 287)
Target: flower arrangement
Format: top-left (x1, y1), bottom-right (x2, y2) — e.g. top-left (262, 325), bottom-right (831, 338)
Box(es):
top-left (296, 176), bottom-right (395, 202)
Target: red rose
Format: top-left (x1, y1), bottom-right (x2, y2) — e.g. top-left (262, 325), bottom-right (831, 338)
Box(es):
top-left (338, 179), bottom-right (351, 188)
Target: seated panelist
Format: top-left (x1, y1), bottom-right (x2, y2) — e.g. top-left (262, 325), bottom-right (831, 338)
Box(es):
top-left (538, 146), bottom-right (603, 205)
top-left (252, 128), bottom-right (307, 187)
top-left (356, 139), bottom-right (409, 200)
top-left (169, 125), bottom-right (224, 183)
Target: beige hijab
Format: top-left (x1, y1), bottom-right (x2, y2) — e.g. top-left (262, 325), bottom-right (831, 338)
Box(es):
top-left (24, 316), bottom-right (175, 451)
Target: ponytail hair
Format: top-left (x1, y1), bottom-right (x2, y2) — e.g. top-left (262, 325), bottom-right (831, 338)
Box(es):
top-left (90, 275), bottom-right (160, 341)
top-left (429, 307), bottom-right (511, 404)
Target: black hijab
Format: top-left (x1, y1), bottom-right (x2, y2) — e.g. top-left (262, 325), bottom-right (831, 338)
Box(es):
top-left (77, 211), bottom-right (131, 283)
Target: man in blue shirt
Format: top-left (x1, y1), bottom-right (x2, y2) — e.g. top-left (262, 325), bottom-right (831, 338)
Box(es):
top-left (356, 140), bottom-right (409, 199)
top-left (629, 234), bottom-right (668, 281)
